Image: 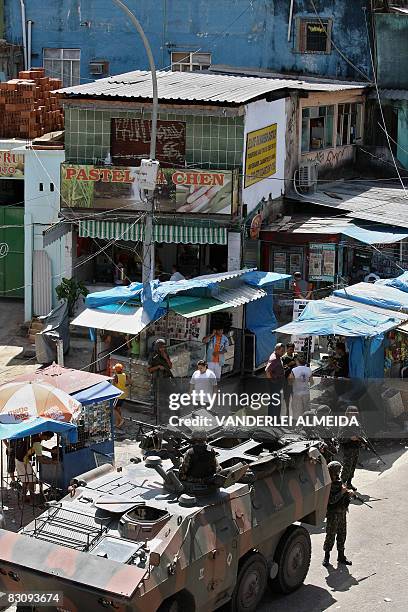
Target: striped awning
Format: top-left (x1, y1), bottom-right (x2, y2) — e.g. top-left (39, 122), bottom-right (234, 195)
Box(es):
top-left (78, 220), bottom-right (227, 245)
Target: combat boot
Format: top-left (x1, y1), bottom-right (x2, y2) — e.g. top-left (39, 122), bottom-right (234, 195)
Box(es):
top-left (322, 552), bottom-right (330, 566)
top-left (338, 553), bottom-right (352, 565)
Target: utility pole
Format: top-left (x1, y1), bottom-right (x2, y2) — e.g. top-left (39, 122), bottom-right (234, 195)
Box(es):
top-left (112, 0), bottom-right (158, 284)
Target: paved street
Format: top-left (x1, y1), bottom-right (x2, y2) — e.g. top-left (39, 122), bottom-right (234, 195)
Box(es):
top-left (259, 443), bottom-right (408, 612)
top-left (0, 300), bottom-right (408, 611)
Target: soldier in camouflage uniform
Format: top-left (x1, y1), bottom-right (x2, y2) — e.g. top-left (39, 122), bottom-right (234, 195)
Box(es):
top-left (338, 406), bottom-right (363, 491)
top-left (179, 429), bottom-right (220, 484)
top-left (323, 461), bottom-right (354, 566)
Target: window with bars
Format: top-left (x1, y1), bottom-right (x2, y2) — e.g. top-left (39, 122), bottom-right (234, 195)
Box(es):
top-left (43, 48), bottom-right (81, 87)
top-left (337, 103), bottom-right (363, 146)
top-left (171, 51), bottom-right (211, 72)
top-left (301, 106), bottom-right (334, 152)
top-left (297, 19), bottom-right (332, 54)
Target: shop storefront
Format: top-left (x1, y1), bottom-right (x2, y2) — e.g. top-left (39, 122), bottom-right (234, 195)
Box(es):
top-left (0, 147), bottom-right (25, 297)
top-left (71, 270), bottom-right (288, 405)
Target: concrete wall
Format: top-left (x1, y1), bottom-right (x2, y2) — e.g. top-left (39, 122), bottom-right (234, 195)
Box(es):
top-left (242, 97), bottom-right (286, 214)
top-left (4, 0), bottom-right (371, 81)
top-left (375, 14), bottom-right (408, 89)
top-left (24, 148), bottom-right (70, 320)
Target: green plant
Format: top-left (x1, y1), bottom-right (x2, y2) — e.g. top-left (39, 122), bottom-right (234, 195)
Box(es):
top-left (56, 278), bottom-right (89, 316)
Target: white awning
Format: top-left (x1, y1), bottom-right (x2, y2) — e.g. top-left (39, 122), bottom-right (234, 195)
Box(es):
top-left (71, 305), bottom-right (151, 335)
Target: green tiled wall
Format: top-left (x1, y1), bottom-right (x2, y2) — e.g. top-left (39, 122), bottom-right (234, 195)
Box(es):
top-left (65, 107), bottom-right (244, 170)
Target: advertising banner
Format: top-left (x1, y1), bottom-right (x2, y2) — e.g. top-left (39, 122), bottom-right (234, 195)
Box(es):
top-left (309, 243), bottom-right (336, 281)
top-left (61, 164), bottom-right (234, 215)
top-left (0, 151), bottom-right (24, 179)
top-left (244, 123), bottom-right (277, 188)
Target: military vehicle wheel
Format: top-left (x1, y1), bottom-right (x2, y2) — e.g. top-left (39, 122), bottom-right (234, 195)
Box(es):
top-left (231, 552), bottom-right (268, 612)
top-left (157, 595), bottom-right (181, 612)
top-left (269, 525), bottom-right (311, 594)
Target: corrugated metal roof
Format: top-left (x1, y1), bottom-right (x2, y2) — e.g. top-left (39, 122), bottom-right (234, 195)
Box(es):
top-left (216, 285), bottom-right (266, 306)
top-left (288, 181), bottom-right (408, 229)
top-left (57, 70), bottom-right (367, 105)
top-left (262, 215), bottom-right (354, 234)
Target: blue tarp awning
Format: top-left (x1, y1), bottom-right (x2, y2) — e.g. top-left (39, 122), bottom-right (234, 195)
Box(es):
top-left (275, 300), bottom-right (401, 338)
top-left (72, 381), bottom-right (121, 405)
top-left (334, 282), bottom-right (408, 312)
top-left (241, 271), bottom-right (291, 287)
top-left (85, 282), bottom-right (143, 308)
top-left (0, 417), bottom-right (78, 442)
top-left (377, 271), bottom-right (408, 294)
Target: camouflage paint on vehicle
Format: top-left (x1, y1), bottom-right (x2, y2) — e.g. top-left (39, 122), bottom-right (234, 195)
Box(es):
top-left (0, 435), bottom-right (331, 612)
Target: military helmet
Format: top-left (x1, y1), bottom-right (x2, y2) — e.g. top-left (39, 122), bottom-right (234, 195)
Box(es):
top-left (327, 460), bottom-right (342, 474)
top-left (191, 428), bottom-right (207, 442)
top-left (315, 404), bottom-right (331, 416)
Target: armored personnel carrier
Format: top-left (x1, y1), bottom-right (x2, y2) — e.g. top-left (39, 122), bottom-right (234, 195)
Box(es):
top-left (0, 431), bottom-right (330, 612)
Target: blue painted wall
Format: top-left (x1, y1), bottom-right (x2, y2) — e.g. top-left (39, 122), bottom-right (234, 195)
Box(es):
top-left (5, 0), bottom-right (371, 81)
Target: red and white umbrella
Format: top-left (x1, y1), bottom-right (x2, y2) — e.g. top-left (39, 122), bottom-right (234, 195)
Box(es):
top-left (0, 381), bottom-right (82, 424)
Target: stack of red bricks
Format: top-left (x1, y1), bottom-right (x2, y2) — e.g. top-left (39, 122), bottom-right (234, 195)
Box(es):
top-left (0, 68), bottom-right (64, 139)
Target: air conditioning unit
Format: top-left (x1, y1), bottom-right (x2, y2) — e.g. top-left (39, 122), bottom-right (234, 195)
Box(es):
top-left (89, 61), bottom-right (109, 76)
top-left (298, 163), bottom-right (318, 192)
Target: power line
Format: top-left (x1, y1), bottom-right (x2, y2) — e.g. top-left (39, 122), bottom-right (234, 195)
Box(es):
top-left (363, 6), bottom-right (408, 198)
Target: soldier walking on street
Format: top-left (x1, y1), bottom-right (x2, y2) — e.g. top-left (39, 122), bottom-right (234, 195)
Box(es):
top-left (323, 461), bottom-right (355, 567)
top-left (339, 406), bottom-right (363, 491)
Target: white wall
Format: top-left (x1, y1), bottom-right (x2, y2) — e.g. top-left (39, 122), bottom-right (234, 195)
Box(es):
top-left (24, 148), bottom-right (69, 320)
top-left (242, 98), bottom-right (286, 214)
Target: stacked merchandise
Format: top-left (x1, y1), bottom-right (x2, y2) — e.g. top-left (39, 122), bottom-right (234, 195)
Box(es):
top-left (0, 68), bottom-right (64, 139)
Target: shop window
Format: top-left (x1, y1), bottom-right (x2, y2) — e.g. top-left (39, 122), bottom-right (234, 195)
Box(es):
top-left (297, 19), bottom-right (332, 54)
top-left (301, 106), bottom-right (334, 152)
top-left (171, 51), bottom-right (211, 72)
top-left (43, 48), bottom-right (80, 87)
top-left (337, 103), bottom-right (363, 146)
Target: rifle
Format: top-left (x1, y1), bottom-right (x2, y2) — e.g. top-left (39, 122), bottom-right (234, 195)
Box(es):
top-left (361, 436), bottom-right (386, 466)
top-left (353, 492), bottom-right (373, 509)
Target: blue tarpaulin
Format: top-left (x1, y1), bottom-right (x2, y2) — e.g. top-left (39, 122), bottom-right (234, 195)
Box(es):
top-left (72, 381), bottom-right (121, 405)
top-left (275, 300), bottom-right (400, 338)
top-left (86, 282), bottom-right (143, 308)
top-left (0, 417), bottom-right (78, 442)
top-left (334, 282), bottom-right (408, 312)
top-left (377, 271), bottom-right (408, 294)
top-left (241, 271), bottom-right (291, 287)
top-left (246, 287), bottom-right (278, 366)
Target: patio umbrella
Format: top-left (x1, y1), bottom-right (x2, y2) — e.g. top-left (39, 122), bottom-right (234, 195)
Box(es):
top-left (0, 381), bottom-right (82, 424)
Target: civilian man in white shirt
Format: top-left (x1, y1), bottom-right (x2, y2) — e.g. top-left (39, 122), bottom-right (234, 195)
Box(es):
top-left (190, 360), bottom-right (217, 409)
top-left (288, 355), bottom-right (314, 419)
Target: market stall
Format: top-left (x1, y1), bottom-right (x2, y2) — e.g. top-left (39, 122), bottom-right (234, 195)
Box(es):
top-left (71, 269), bottom-right (290, 404)
top-left (275, 273), bottom-right (408, 380)
top-left (5, 366), bottom-right (121, 491)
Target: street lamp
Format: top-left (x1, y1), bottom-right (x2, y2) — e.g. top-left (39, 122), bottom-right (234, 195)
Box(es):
top-left (112, 0), bottom-right (158, 284)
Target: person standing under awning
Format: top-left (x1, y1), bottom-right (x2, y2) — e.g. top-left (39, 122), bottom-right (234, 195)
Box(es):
top-left (202, 328), bottom-right (229, 380)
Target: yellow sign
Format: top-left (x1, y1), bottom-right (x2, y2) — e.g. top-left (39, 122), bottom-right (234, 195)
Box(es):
top-left (0, 151), bottom-right (24, 179)
top-left (244, 124), bottom-right (277, 188)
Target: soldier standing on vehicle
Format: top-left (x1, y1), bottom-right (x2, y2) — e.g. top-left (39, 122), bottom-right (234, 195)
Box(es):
top-left (179, 430), bottom-right (219, 483)
top-left (338, 405), bottom-right (363, 491)
top-left (323, 461), bottom-right (354, 567)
